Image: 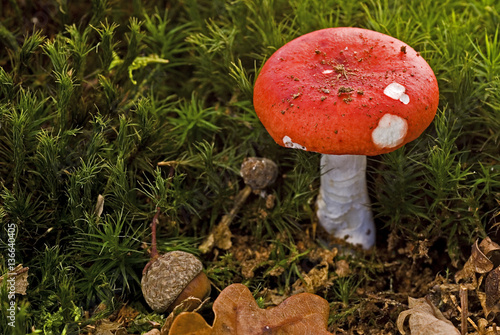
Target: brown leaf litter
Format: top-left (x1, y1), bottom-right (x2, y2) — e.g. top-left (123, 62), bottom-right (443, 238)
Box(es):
top-left (166, 283), bottom-right (333, 335)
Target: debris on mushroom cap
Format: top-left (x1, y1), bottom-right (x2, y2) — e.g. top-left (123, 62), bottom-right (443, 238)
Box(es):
top-left (141, 251), bottom-right (204, 313)
top-left (240, 157), bottom-right (278, 190)
top-left (283, 136), bottom-right (307, 150)
top-left (253, 27), bottom-right (439, 156)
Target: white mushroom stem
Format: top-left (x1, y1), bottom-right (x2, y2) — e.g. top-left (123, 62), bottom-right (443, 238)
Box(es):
top-left (316, 154), bottom-right (375, 249)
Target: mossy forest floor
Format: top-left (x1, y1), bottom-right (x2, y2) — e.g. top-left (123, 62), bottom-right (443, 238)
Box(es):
top-left (0, 0), bottom-right (499, 334)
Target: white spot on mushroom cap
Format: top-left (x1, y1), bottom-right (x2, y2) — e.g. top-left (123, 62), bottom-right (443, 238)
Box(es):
top-left (372, 114), bottom-right (408, 149)
top-left (384, 82), bottom-right (410, 104)
top-left (322, 69), bottom-right (334, 74)
top-left (399, 93), bottom-right (410, 104)
top-left (283, 136), bottom-right (307, 150)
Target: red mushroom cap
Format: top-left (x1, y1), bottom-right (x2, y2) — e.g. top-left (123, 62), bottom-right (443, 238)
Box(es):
top-left (253, 27), bottom-right (439, 156)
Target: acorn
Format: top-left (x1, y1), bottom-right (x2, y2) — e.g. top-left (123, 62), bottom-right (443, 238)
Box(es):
top-left (141, 250), bottom-right (211, 313)
top-left (142, 208), bottom-right (211, 313)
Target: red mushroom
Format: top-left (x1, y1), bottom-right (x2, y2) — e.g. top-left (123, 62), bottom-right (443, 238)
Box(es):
top-left (253, 27), bottom-right (439, 249)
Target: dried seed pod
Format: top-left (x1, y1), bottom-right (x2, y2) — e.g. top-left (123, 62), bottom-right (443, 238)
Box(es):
top-left (240, 157), bottom-right (278, 191)
top-left (141, 251), bottom-right (211, 313)
top-left (199, 157), bottom-right (279, 254)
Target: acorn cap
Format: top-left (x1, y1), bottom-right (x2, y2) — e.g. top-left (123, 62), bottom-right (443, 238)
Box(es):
top-left (141, 250), bottom-right (203, 313)
top-left (253, 27), bottom-right (439, 156)
top-left (240, 157), bottom-right (278, 190)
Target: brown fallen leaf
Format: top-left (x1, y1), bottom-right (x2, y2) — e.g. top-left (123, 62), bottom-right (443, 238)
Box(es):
top-left (472, 238), bottom-right (500, 273)
top-left (115, 304), bottom-right (140, 325)
top-left (144, 329), bottom-right (161, 335)
top-left (167, 312), bottom-right (211, 335)
top-left (300, 265), bottom-right (329, 293)
top-left (453, 237), bottom-right (500, 320)
top-left (238, 245), bottom-right (272, 279)
top-left (0, 264), bottom-right (29, 295)
top-left (168, 283), bottom-right (333, 335)
top-left (94, 319), bottom-right (128, 335)
top-left (397, 297), bottom-right (460, 335)
top-left (473, 318), bottom-right (500, 335)
top-left (335, 259), bottom-right (351, 278)
top-left (160, 296), bottom-right (209, 335)
top-left (95, 194), bottom-right (105, 217)
top-left (455, 238), bottom-right (500, 287)
top-left (484, 266), bottom-right (500, 318)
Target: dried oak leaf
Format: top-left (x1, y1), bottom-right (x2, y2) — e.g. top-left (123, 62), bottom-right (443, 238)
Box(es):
top-left (161, 297), bottom-right (208, 335)
top-left (397, 297), bottom-right (459, 335)
top-left (168, 283), bottom-right (332, 335)
top-left (473, 238), bottom-right (500, 272)
top-left (455, 238), bottom-right (500, 286)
